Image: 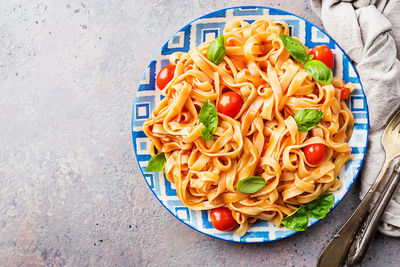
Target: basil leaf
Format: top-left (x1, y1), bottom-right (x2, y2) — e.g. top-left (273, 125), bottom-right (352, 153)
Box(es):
top-left (237, 176), bottom-right (266, 193)
top-left (146, 152), bottom-right (166, 172)
top-left (200, 126), bottom-right (214, 141)
top-left (281, 207), bottom-right (308, 231)
top-left (279, 33), bottom-right (308, 63)
top-left (281, 194), bottom-right (335, 231)
top-left (207, 35), bottom-right (225, 65)
top-left (304, 60), bottom-right (333, 85)
top-left (199, 99), bottom-right (218, 141)
top-left (305, 194), bottom-right (334, 219)
top-left (294, 109), bottom-right (324, 132)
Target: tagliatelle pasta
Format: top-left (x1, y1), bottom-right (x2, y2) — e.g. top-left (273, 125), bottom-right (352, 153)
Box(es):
top-left (143, 18), bottom-right (354, 236)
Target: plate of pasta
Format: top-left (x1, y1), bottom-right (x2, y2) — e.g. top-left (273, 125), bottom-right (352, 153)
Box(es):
top-left (132, 6), bottom-right (369, 242)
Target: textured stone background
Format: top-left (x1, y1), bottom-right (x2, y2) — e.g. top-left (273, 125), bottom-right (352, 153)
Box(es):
top-left (0, 0), bottom-right (399, 266)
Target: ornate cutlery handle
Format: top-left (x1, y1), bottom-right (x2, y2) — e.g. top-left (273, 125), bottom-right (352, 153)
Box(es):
top-left (347, 162), bottom-right (400, 265)
top-left (317, 157), bottom-right (392, 267)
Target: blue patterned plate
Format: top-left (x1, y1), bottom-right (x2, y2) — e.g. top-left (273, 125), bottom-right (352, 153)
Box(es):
top-left (132, 6), bottom-right (369, 242)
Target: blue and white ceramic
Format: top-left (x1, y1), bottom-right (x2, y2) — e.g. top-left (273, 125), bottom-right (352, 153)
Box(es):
top-left (132, 6), bottom-right (369, 242)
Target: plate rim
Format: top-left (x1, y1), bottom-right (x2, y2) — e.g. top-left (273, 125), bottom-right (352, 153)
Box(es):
top-left (131, 5), bottom-right (370, 243)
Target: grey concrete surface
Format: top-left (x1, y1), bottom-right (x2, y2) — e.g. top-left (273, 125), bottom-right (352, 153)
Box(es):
top-left (0, 0), bottom-right (399, 266)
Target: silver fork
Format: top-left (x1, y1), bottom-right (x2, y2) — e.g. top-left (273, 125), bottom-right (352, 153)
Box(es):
top-left (317, 108), bottom-right (400, 267)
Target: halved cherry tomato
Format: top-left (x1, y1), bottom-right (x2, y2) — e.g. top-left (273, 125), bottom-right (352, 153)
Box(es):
top-left (303, 143), bottom-right (326, 165)
top-left (210, 207), bottom-right (238, 231)
top-left (309, 45), bottom-right (334, 70)
top-left (156, 64), bottom-right (176, 90)
top-left (217, 91), bottom-right (243, 118)
top-left (339, 87), bottom-right (350, 100)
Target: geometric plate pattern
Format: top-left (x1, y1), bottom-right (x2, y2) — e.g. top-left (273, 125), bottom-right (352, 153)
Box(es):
top-left (132, 6), bottom-right (369, 243)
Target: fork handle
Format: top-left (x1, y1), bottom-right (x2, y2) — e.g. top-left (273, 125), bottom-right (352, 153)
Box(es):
top-left (347, 162), bottom-right (400, 265)
top-left (317, 156), bottom-right (392, 267)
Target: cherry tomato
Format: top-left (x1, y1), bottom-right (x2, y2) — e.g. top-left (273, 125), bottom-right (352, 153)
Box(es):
top-left (210, 207), bottom-right (238, 231)
top-left (339, 87), bottom-right (350, 100)
top-left (309, 45), bottom-right (334, 70)
top-left (303, 143), bottom-right (326, 165)
top-left (156, 64), bottom-right (176, 90)
top-left (217, 91), bottom-right (243, 118)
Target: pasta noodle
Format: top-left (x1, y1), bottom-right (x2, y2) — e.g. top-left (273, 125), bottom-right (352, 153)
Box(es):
top-left (143, 19), bottom-right (354, 236)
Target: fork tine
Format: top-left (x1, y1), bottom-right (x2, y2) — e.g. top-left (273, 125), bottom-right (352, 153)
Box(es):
top-left (393, 113), bottom-right (400, 133)
top-left (386, 107), bottom-right (400, 125)
top-left (386, 108), bottom-right (400, 133)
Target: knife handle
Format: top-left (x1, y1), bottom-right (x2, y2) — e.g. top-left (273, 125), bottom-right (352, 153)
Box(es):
top-left (317, 157), bottom-right (392, 267)
top-left (346, 163), bottom-right (400, 265)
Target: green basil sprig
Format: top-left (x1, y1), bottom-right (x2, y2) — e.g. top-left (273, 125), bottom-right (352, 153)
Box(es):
top-left (294, 109), bottom-right (324, 132)
top-left (237, 176), bottom-right (266, 194)
top-left (281, 194), bottom-right (334, 231)
top-left (207, 35), bottom-right (225, 65)
top-left (199, 99), bottom-right (218, 141)
top-left (279, 33), bottom-right (333, 85)
top-left (146, 152), bottom-right (166, 172)
top-left (304, 60), bottom-right (333, 85)
top-left (281, 206), bottom-right (308, 231)
top-left (279, 34), bottom-right (312, 63)
top-left (305, 193), bottom-right (334, 219)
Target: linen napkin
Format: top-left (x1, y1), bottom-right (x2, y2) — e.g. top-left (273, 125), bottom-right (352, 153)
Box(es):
top-left (311, 0), bottom-right (400, 236)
